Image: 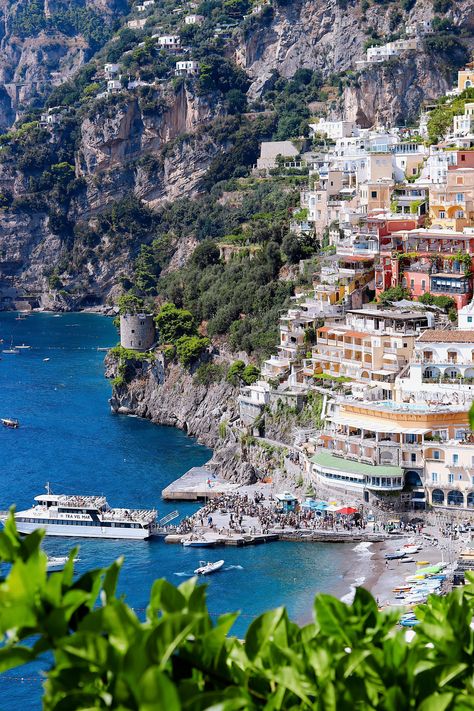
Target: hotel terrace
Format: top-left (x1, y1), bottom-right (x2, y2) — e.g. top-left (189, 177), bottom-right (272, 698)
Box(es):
top-left (310, 399), bottom-right (472, 509)
top-left (298, 307), bottom-right (432, 396)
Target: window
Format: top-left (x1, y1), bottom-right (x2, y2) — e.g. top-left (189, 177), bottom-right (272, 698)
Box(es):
top-left (461, 154), bottom-right (466, 161)
top-left (432, 472), bottom-right (438, 483)
top-left (412, 168), bottom-right (417, 175)
top-left (411, 453), bottom-right (416, 463)
top-left (403, 342), bottom-right (408, 348)
top-left (371, 191), bottom-right (377, 198)
top-left (456, 193), bottom-right (465, 203)
top-left (448, 473), bottom-right (454, 483)
top-left (410, 279), bottom-right (414, 289)
top-left (439, 211), bottom-right (445, 219)
top-left (456, 177), bottom-right (464, 185)
top-left (421, 279), bottom-right (426, 291)
top-left (468, 316), bottom-right (473, 323)
top-left (433, 450), bottom-right (440, 460)
top-left (453, 454), bottom-right (459, 465)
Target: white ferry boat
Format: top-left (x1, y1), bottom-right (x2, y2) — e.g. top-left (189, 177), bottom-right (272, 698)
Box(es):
top-left (4, 486), bottom-right (158, 540)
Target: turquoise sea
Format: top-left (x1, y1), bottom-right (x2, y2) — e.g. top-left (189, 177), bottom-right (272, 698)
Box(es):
top-left (0, 312), bottom-right (355, 708)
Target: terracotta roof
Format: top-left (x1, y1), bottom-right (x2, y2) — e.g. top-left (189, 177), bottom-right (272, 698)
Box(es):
top-left (344, 330), bottom-right (371, 339)
top-left (418, 330), bottom-right (474, 343)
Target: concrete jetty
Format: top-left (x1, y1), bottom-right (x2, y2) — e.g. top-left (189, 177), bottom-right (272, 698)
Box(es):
top-left (162, 467), bottom-right (239, 501)
top-left (165, 533), bottom-right (279, 546)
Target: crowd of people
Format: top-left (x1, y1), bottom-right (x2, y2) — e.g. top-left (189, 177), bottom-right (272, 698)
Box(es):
top-left (176, 492), bottom-right (369, 537)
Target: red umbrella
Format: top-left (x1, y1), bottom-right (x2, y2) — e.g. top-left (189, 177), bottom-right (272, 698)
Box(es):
top-left (336, 506), bottom-right (358, 515)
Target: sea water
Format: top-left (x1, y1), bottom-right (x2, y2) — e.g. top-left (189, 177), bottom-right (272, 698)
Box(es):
top-left (0, 312), bottom-right (353, 708)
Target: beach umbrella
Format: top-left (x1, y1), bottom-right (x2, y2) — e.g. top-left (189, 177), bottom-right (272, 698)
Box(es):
top-left (336, 506), bottom-right (358, 515)
top-left (326, 504), bottom-right (340, 512)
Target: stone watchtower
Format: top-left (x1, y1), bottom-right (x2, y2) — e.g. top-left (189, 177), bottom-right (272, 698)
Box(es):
top-left (120, 313), bottom-right (155, 351)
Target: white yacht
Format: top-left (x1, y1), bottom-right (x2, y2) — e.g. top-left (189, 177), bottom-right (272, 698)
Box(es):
top-left (5, 485), bottom-right (158, 540)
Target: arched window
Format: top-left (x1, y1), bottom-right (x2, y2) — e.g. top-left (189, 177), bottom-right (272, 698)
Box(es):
top-left (431, 489), bottom-right (444, 504)
top-left (447, 490), bottom-right (464, 506)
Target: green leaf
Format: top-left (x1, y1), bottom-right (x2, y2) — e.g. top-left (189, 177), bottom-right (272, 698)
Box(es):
top-left (245, 607), bottom-right (285, 661)
top-left (138, 667), bottom-right (180, 710)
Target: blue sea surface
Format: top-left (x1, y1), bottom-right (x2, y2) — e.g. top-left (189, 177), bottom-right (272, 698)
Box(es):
top-left (0, 312), bottom-right (353, 708)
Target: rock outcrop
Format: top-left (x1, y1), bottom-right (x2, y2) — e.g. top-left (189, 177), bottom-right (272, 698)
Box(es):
top-left (0, 0), bottom-right (126, 129)
top-left (106, 354), bottom-right (264, 485)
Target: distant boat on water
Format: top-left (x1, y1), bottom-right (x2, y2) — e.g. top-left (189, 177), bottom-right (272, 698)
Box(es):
top-left (2, 339), bottom-right (19, 354)
top-left (15, 344), bottom-right (31, 350)
top-left (1, 418), bottom-right (19, 429)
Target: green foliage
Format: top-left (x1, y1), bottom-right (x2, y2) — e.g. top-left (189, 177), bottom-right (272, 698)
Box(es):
top-left (378, 285), bottom-right (411, 303)
top-left (9, 514), bottom-right (474, 708)
top-left (418, 292), bottom-right (456, 311)
top-left (241, 364), bottom-right (260, 384)
top-left (263, 70), bottom-right (323, 140)
top-left (282, 231), bottom-right (318, 264)
top-left (226, 359), bottom-right (246, 385)
top-left (116, 292), bottom-right (145, 315)
top-left (193, 362), bottom-right (226, 385)
top-left (12, 2), bottom-right (114, 50)
top-left (155, 303), bottom-right (196, 343)
top-left (175, 335), bottom-right (210, 366)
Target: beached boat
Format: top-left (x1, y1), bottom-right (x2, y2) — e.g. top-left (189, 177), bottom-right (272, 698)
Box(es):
top-left (1, 484), bottom-right (158, 539)
top-left (385, 551), bottom-right (406, 560)
top-left (1, 418), bottom-right (19, 429)
top-left (193, 560), bottom-right (225, 575)
top-left (182, 539), bottom-right (216, 548)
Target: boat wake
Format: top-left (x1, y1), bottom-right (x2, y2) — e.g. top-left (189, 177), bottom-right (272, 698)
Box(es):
top-left (174, 571), bottom-right (190, 577)
top-left (225, 564), bottom-right (243, 570)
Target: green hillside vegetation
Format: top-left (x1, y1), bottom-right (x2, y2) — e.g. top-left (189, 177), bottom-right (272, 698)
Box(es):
top-left (120, 180), bottom-right (305, 357)
top-left (3, 514), bottom-right (474, 710)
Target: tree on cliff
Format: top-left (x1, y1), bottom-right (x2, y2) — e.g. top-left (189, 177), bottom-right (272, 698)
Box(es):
top-left (155, 303), bottom-right (197, 343)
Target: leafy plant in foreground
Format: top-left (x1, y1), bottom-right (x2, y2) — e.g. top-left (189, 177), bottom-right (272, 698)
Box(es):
top-left (2, 513), bottom-right (474, 709)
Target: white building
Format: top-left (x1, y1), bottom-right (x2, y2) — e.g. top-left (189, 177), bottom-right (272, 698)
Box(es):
top-left (107, 79), bottom-right (122, 93)
top-left (453, 103), bottom-right (474, 138)
top-left (309, 119), bottom-right (357, 140)
top-left (397, 329), bottom-right (474, 406)
top-left (104, 63), bottom-right (120, 77)
top-left (458, 300), bottom-right (474, 330)
top-left (184, 13), bottom-right (204, 24)
top-left (358, 38), bottom-right (418, 66)
top-left (154, 35), bottom-right (181, 49)
top-left (175, 60), bottom-right (199, 76)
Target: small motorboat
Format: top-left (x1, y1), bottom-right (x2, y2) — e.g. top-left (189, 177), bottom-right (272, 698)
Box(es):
top-left (416, 561), bottom-right (430, 566)
top-left (399, 557), bottom-right (415, 563)
top-left (43, 358), bottom-right (50, 362)
top-left (3, 337), bottom-right (19, 354)
top-left (46, 555), bottom-right (78, 571)
top-left (182, 539), bottom-right (216, 548)
top-left (194, 560), bottom-right (225, 575)
top-left (15, 344), bottom-right (31, 350)
top-left (1, 418), bottom-right (19, 429)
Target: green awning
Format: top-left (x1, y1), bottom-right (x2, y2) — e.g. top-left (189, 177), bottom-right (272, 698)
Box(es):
top-left (310, 452), bottom-right (403, 477)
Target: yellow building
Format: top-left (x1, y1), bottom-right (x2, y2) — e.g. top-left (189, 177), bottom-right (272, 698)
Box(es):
top-left (457, 61), bottom-right (474, 93)
top-left (429, 168), bottom-right (474, 230)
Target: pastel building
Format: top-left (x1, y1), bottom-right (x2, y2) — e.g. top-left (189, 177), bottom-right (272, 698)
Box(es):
top-left (396, 329), bottom-right (474, 407)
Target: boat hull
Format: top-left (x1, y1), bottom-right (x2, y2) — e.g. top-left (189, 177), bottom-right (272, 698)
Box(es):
top-left (14, 520), bottom-right (151, 540)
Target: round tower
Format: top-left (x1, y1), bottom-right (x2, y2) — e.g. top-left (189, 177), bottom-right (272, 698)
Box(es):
top-left (120, 313), bottom-right (155, 351)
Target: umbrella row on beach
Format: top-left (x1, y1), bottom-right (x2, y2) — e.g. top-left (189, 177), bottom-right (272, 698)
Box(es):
top-left (302, 499), bottom-right (358, 515)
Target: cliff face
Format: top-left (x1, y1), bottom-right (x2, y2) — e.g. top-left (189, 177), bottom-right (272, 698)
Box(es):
top-left (106, 354), bottom-right (263, 484)
top-left (0, 0), bottom-right (126, 129)
top-left (343, 54), bottom-right (453, 127)
top-left (239, 0), bottom-right (474, 121)
top-left (77, 87), bottom-right (223, 212)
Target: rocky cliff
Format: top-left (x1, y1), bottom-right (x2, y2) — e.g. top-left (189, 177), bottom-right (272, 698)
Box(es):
top-left (106, 353), bottom-right (264, 484)
top-left (239, 0), bottom-right (474, 123)
top-left (0, 0), bottom-right (127, 129)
